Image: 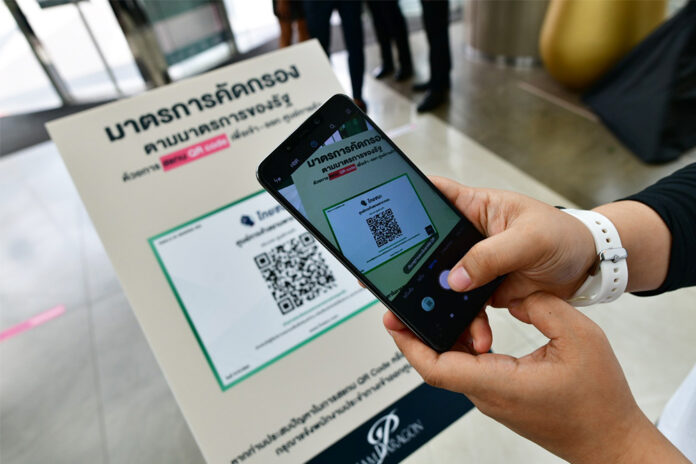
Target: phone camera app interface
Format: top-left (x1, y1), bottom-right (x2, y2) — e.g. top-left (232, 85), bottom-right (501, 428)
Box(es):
top-left (277, 115), bottom-right (462, 305)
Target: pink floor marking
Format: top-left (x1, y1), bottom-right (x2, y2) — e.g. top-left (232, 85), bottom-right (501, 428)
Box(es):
top-left (0, 305), bottom-right (66, 342)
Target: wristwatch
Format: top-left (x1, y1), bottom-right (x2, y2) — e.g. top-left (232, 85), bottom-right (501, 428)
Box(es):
top-left (561, 209), bottom-right (628, 306)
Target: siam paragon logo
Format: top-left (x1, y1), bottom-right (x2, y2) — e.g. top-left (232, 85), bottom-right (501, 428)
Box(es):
top-left (357, 409), bottom-right (424, 464)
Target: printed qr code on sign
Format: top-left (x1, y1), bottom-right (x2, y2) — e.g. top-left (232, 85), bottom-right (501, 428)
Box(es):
top-left (254, 232), bottom-right (337, 315)
top-left (366, 208), bottom-right (403, 247)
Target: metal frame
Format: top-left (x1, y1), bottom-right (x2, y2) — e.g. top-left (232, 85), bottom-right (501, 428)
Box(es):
top-left (109, 0), bottom-right (238, 88)
top-left (73, 0), bottom-right (124, 96)
top-left (5, 0), bottom-right (243, 106)
top-left (108, 0), bottom-right (172, 88)
top-left (3, 0), bottom-right (75, 105)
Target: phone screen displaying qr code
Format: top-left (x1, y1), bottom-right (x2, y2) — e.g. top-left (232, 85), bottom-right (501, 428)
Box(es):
top-left (254, 233), bottom-right (337, 315)
top-left (365, 208), bottom-right (403, 247)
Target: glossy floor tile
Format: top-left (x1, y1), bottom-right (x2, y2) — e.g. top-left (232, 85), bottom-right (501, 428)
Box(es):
top-left (0, 142), bottom-right (203, 464)
top-left (91, 292), bottom-right (204, 464)
top-left (0, 303), bottom-right (107, 463)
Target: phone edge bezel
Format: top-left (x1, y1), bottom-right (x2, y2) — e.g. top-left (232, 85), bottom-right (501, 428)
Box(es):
top-left (256, 94), bottom-right (479, 352)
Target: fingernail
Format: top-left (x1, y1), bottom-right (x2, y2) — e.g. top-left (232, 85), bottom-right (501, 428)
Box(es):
top-left (449, 267), bottom-right (472, 290)
top-left (508, 299), bottom-right (521, 310)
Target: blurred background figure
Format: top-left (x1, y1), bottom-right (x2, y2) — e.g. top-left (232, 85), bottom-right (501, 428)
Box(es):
top-left (366, 0), bottom-right (413, 81)
top-left (414, 0), bottom-right (451, 112)
top-left (303, 1), bottom-right (367, 111)
top-left (273, 0), bottom-right (310, 48)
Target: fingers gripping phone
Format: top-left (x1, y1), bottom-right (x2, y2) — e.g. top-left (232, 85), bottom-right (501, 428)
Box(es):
top-left (257, 94), bottom-right (502, 352)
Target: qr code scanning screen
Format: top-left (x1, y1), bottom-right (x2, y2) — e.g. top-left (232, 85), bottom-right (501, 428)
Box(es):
top-left (254, 232), bottom-right (337, 315)
top-left (366, 208), bottom-right (403, 247)
top-left (323, 175), bottom-right (436, 275)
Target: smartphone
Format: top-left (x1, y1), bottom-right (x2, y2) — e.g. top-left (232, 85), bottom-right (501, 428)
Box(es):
top-left (257, 94), bottom-right (502, 352)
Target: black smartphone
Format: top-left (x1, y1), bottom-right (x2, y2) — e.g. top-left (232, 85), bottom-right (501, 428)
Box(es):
top-left (257, 94), bottom-right (502, 352)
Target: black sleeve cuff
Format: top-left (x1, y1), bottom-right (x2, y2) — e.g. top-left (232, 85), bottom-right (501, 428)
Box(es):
top-left (621, 163), bottom-right (696, 296)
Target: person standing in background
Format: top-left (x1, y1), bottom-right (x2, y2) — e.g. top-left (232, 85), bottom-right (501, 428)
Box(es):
top-left (366, 0), bottom-right (413, 81)
top-left (414, 0), bottom-right (451, 112)
top-left (303, 1), bottom-right (367, 112)
top-left (273, 0), bottom-right (310, 48)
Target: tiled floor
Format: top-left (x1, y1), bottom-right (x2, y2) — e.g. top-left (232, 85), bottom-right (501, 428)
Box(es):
top-left (0, 142), bottom-right (203, 463)
top-left (1, 18), bottom-right (695, 464)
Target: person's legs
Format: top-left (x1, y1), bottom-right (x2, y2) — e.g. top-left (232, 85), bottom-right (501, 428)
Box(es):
top-left (297, 18), bottom-right (310, 42)
top-left (279, 20), bottom-right (293, 47)
top-left (336, 2), bottom-right (366, 105)
top-left (421, 0), bottom-right (450, 91)
top-left (413, 1), bottom-right (435, 91)
top-left (417, 0), bottom-right (450, 112)
top-left (385, 0), bottom-right (413, 79)
top-left (366, 1), bottom-right (394, 77)
top-left (303, 1), bottom-right (333, 55)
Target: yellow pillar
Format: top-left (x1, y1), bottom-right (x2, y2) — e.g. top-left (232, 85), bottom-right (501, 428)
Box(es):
top-left (540, 0), bottom-right (666, 89)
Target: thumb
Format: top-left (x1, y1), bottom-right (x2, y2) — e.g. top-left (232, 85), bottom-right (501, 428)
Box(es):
top-left (448, 228), bottom-right (538, 291)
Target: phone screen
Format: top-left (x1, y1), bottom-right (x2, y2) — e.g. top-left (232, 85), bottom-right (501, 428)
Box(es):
top-left (277, 117), bottom-right (460, 301)
top-left (259, 95), bottom-right (501, 351)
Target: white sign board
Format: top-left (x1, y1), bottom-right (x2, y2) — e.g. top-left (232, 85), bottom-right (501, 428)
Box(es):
top-left (46, 41), bottom-right (452, 463)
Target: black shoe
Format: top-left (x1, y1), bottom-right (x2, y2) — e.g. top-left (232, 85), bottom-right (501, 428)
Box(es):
top-left (416, 89), bottom-right (447, 113)
top-left (413, 80), bottom-right (451, 92)
top-left (394, 67), bottom-right (413, 81)
top-left (372, 66), bottom-right (394, 79)
top-left (412, 81), bottom-right (430, 92)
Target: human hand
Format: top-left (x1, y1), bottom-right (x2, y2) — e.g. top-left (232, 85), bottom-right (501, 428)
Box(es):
top-left (357, 278), bottom-right (492, 355)
top-left (432, 176), bottom-right (596, 308)
top-left (384, 293), bottom-right (689, 464)
top-left (361, 177), bottom-right (595, 354)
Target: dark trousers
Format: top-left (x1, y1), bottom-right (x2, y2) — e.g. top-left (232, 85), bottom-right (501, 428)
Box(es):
top-left (421, 0), bottom-right (451, 91)
top-left (304, 1), bottom-right (365, 101)
top-left (366, 0), bottom-right (412, 72)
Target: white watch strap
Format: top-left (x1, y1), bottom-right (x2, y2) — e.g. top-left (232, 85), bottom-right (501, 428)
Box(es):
top-left (562, 209), bottom-right (628, 306)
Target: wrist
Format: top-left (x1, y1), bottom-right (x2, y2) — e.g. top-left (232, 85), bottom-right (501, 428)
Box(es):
top-left (612, 413), bottom-right (689, 464)
top-left (592, 201), bottom-right (671, 293)
top-left (612, 411), bottom-right (661, 464)
top-left (573, 408), bottom-right (675, 464)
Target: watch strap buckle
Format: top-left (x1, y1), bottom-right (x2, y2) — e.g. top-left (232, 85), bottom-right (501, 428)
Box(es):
top-left (599, 248), bottom-right (628, 264)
